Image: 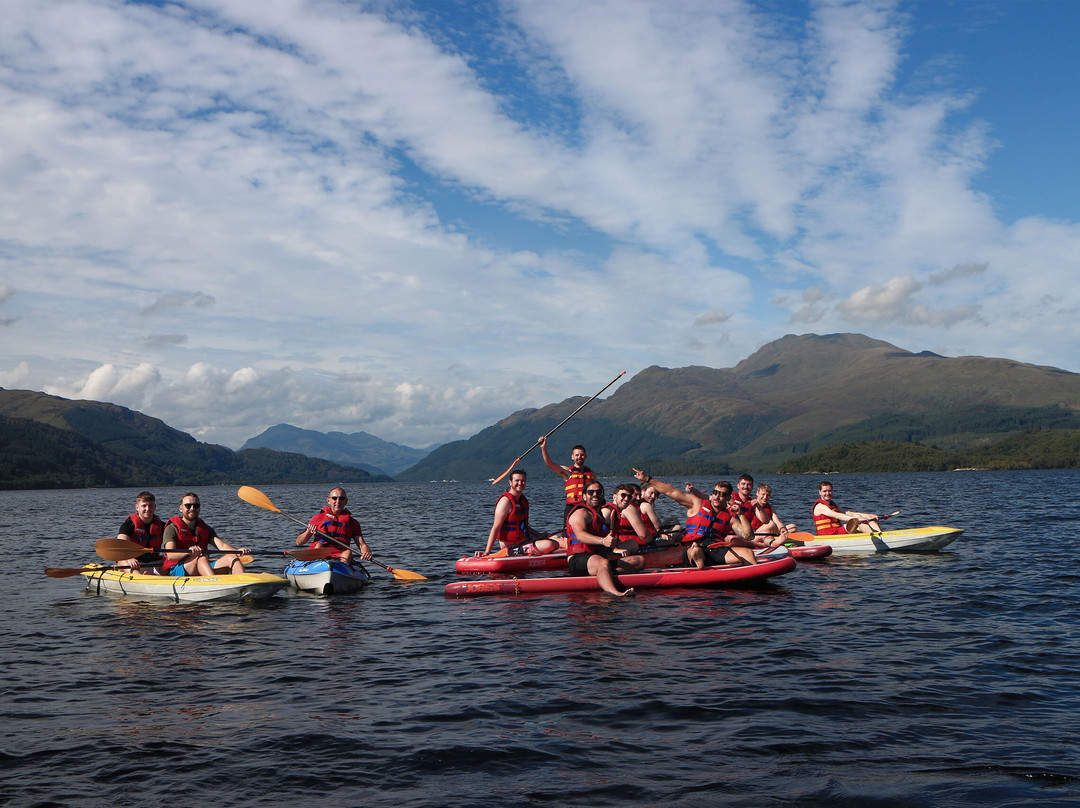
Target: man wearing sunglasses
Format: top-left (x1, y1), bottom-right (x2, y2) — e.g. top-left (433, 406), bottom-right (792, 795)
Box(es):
top-left (566, 483), bottom-right (645, 596)
top-left (162, 493), bottom-right (248, 576)
top-left (296, 487), bottom-right (372, 564)
top-left (632, 469), bottom-right (756, 569)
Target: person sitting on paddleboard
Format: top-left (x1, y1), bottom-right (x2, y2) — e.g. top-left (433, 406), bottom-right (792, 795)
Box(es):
top-left (604, 484), bottom-right (659, 553)
top-left (812, 481), bottom-right (882, 534)
top-left (749, 483), bottom-right (797, 550)
top-left (162, 493), bottom-right (248, 576)
top-left (632, 470), bottom-right (757, 569)
top-left (478, 470), bottom-right (562, 557)
top-left (115, 490), bottom-right (165, 575)
top-left (731, 473), bottom-right (757, 514)
top-left (539, 436), bottom-right (596, 521)
top-left (296, 487), bottom-right (372, 565)
top-left (566, 483), bottom-right (644, 596)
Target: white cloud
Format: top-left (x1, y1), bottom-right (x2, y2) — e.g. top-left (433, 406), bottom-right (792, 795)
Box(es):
top-left (2, 0), bottom-right (1080, 449)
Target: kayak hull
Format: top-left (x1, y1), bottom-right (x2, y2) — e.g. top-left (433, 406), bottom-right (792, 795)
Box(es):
top-left (284, 558), bottom-right (371, 595)
top-left (80, 567), bottom-right (287, 603)
top-left (789, 543), bottom-right (832, 560)
top-left (793, 526), bottom-right (963, 555)
top-left (444, 555), bottom-right (797, 597)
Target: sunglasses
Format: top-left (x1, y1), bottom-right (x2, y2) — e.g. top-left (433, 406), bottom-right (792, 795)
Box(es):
top-left (182, 503), bottom-right (201, 509)
top-left (585, 489), bottom-right (603, 496)
top-left (711, 490), bottom-right (728, 496)
top-left (329, 495), bottom-right (346, 500)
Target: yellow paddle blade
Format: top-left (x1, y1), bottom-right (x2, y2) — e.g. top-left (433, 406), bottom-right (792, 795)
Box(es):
top-left (237, 485), bottom-right (281, 513)
top-left (386, 565), bottom-right (428, 581)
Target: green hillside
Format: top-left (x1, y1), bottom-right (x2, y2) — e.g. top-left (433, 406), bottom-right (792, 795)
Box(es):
top-left (0, 391), bottom-right (389, 490)
top-left (398, 333), bottom-right (1080, 479)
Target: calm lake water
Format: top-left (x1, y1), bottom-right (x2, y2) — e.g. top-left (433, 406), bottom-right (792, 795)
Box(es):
top-left (3, 470), bottom-right (1080, 807)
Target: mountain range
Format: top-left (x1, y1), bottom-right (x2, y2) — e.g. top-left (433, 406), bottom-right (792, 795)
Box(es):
top-left (397, 332), bottom-right (1080, 480)
top-left (0, 389), bottom-right (389, 489)
top-left (4, 332), bottom-right (1080, 489)
top-left (241, 424), bottom-right (434, 477)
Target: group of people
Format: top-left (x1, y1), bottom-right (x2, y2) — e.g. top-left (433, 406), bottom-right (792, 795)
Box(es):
top-left (112, 487), bottom-right (374, 576)
top-left (482, 438), bottom-right (887, 596)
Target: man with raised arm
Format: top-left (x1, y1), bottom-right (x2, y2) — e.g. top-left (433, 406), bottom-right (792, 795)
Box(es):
top-left (539, 435), bottom-right (596, 519)
top-left (632, 469), bottom-right (756, 568)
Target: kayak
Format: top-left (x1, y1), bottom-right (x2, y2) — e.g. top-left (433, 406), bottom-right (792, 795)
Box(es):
top-left (789, 525), bottom-right (963, 555)
top-left (284, 558), bottom-right (371, 595)
top-left (80, 566), bottom-right (287, 603)
top-left (456, 541), bottom-right (829, 574)
top-left (444, 554), bottom-right (797, 597)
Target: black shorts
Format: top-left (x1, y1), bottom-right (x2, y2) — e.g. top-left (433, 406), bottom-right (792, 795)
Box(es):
top-left (567, 552), bottom-right (594, 577)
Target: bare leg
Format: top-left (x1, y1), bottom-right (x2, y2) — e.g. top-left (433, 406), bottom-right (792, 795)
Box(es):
top-left (588, 555), bottom-right (635, 597)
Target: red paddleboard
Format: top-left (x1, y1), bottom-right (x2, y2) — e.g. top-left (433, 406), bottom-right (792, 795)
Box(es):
top-left (455, 552), bottom-right (568, 574)
top-left (444, 555), bottom-right (796, 597)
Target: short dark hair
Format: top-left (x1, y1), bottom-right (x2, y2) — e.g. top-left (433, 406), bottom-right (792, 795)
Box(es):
top-left (135, 491), bottom-right (155, 503)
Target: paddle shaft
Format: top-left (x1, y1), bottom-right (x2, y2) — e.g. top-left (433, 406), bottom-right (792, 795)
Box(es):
top-left (95, 538), bottom-right (313, 563)
top-left (492, 370), bottom-right (626, 484)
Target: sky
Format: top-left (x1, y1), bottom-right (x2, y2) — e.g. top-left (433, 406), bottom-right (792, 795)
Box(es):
top-left (2, 0), bottom-right (1079, 450)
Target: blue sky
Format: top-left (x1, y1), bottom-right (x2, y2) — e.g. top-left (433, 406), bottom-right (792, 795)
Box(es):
top-left (2, 0), bottom-right (1079, 449)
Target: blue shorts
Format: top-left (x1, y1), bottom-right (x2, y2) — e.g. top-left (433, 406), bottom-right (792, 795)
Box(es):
top-left (169, 563), bottom-right (187, 577)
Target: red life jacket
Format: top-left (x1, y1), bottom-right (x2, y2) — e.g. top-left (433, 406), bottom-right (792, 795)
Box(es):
top-left (750, 503), bottom-right (774, 531)
top-left (307, 507), bottom-right (361, 556)
top-left (566, 502), bottom-right (608, 556)
top-left (495, 491), bottom-right (530, 545)
top-left (610, 503), bottom-right (647, 547)
top-left (683, 499), bottom-right (733, 544)
top-left (813, 498), bottom-right (846, 535)
top-left (129, 513), bottom-right (165, 551)
top-left (162, 515), bottom-right (212, 571)
top-left (563, 465), bottom-right (596, 505)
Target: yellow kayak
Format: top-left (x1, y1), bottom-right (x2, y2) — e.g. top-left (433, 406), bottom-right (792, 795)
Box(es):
top-left (80, 566), bottom-right (288, 603)
top-left (788, 525), bottom-right (963, 555)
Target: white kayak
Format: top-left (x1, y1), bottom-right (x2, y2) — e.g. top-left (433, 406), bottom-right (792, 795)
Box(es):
top-left (80, 566), bottom-right (287, 603)
top-left (789, 525), bottom-right (963, 555)
top-left (283, 558), bottom-right (371, 596)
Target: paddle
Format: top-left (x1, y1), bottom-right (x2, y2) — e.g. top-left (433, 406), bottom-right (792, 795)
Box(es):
top-left (236, 486), bottom-right (428, 581)
top-left (45, 556), bottom-right (253, 579)
top-left (94, 538), bottom-right (329, 563)
top-left (844, 510), bottom-right (900, 533)
top-left (491, 370), bottom-right (626, 485)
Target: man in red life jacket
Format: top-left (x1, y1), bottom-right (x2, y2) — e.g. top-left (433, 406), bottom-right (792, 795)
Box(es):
top-left (632, 469), bottom-right (756, 568)
top-left (539, 435), bottom-right (596, 519)
top-left (749, 483), bottom-right (796, 550)
top-left (161, 493), bottom-right (248, 576)
top-left (732, 474), bottom-right (756, 513)
top-left (296, 487), bottom-right (372, 564)
top-left (603, 483), bottom-right (655, 552)
top-left (566, 483), bottom-right (644, 596)
top-left (115, 490), bottom-right (165, 574)
top-left (812, 481), bottom-right (882, 534)
top-left (479, 470), bottom-right (562, 557)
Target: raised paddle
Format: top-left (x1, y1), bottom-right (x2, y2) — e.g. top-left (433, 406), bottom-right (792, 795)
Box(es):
top-left (236, 486), bottom-right (428, 581)
top-left (94, 538), bottom-right (328, 563)
top-left (45, 556), bottom-right (254, 578)
top-left (491, 370), bottom-right (626, 485)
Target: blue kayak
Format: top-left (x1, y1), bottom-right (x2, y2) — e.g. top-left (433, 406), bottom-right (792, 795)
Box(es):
top-left (283, 558), bottom-right (371, 596)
